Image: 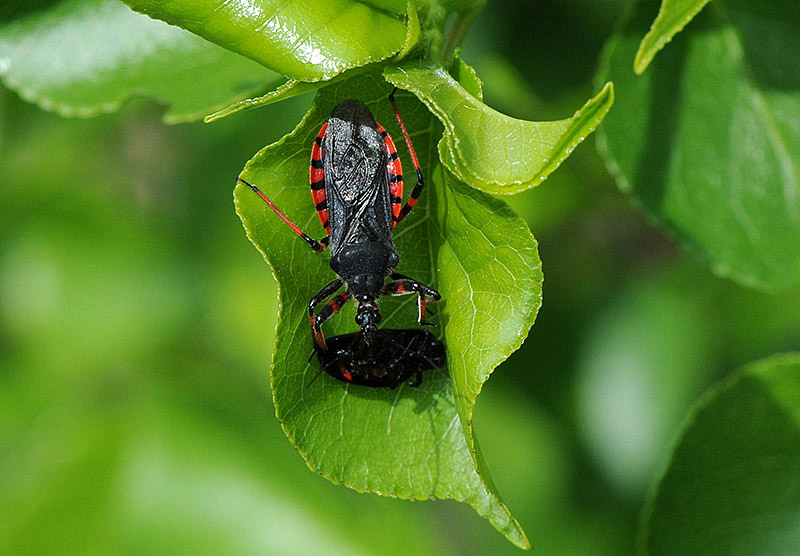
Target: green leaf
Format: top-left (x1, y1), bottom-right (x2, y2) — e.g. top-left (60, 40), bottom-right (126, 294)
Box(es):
top-left (123, 0), bottom-right (416, 82)
top-left (204, 79), bottom-right (322, 123)
top-left (0, 0), bottom-right (281, 122)
top-left (234, 72), bottom-right (541, 548)
top-left (597, 0), bottom-right (800, 290)
top-left (384, 61), bottom-right (614, 194)
top-left (640, 353), bottom-right (800, 556)
top-left (633, 0), bottom-right (713, 74)
top-left (448, 53), bottom-right (484, 100)
top-left (203, 0), bottom-right (421, 122)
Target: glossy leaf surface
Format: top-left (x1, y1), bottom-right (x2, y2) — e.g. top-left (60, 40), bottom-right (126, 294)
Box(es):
top-left (234, 72), bottom-right (542, 548)
top-left (0, 0), bottom-right (280, 122)
top-left (123, 0), bottom-right (416, 82)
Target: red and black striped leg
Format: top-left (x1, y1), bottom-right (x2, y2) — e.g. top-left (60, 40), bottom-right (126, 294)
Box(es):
top-left (309, 122), bottom-right (333, 237)
top-left (308, 278), bottom-right (346, 351)
top-left (385, 273), bottom-right (441, 325)
top-left (237, 177), bottom-right (328, 253)
top-left (388, 89), bottom-right (425, 225)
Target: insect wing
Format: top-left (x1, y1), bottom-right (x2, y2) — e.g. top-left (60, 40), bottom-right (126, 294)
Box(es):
top-left (322, 100), bottom-right (394, 254)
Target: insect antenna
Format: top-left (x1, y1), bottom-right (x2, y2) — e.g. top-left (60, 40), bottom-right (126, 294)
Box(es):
top-left (305, 347), bottom-right (328, 389)
top-left (305, 366), bottom-right (327, 389)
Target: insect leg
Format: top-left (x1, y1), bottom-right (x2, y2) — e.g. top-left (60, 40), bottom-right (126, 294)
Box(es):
top-left (385, 273), bottom-right (441, 325)
top-left (407, 370), bottom-right (423, 388)
top-left (388, 89), bottom-right (425, 225)
top-left (308, 278), bottom-right (346, 351)
top-left (237, 177), bottom-right (328, 253)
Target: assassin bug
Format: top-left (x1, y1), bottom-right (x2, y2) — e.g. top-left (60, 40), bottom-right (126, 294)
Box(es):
top-left (239, 90), bottom-right (440, 351)
top-left (313, 328), bottom-right (446, 389)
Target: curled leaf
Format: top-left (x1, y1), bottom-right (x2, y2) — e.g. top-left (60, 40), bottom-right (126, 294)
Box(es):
top-left (384, 61), bottom-right (614, 194)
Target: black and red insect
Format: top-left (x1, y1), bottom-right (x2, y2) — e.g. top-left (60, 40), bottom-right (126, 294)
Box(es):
top-left (239, 91), bottom-right (440, 351)
top-left (314, 328), bottom-right (446, 389)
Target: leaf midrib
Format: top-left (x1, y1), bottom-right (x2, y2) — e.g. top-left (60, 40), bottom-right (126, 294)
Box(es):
top-left (714, 2), bottom-right (800, 222)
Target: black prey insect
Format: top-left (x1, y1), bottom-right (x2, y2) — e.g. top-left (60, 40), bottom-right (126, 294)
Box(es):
top-left (238, 91), bottom-right (441, 351)
top-left (313, 328), bottom-right (446, 389)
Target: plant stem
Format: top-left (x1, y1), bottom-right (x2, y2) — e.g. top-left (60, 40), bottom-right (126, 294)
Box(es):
top-left (440, 9), bottom-right (479, 65)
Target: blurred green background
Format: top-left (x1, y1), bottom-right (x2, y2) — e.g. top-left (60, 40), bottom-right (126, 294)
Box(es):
top-left (2, 1), bottom-right (800, 554)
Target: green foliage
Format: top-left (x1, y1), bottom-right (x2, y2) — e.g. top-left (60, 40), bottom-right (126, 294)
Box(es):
top-left (183, 1), bottom-right (598, 545)
top-left (384, 62), bottom-right (614, 193)
top-left (0, 0), bottom-right (280, 122)
top-left (641, 354), bottom-right (800, 555)
top-left (0, 0), bottom-right (615, 547)
top-left (3, 0), bottom-right (800, 553)
top-left (598, 0), bottom-right (800, 290)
